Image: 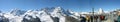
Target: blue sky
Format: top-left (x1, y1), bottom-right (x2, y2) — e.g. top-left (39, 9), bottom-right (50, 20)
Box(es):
top-left (0, 0), bottom-right (120, 12)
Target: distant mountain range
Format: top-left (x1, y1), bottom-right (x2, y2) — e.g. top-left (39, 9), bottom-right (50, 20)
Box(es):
top-left (0, 6), bottom-right (119, 22)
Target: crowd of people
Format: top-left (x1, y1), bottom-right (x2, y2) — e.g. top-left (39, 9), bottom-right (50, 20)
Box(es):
top-left (80, 15), bottom-right (106, 22)
top-left (79, 11), bottom-right (120, 22)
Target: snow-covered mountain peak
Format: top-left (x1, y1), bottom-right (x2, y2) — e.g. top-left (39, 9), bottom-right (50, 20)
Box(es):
top-left (66, 9), bottom-right (74, 14)
top-left (98, 8), bottom-right (104, 14)
top-left (0, 7), bottom-right (114, 22)
top-left (53, 7), bottom-right (63, 12)
top-left (10, 9), bottom-right (26, 16)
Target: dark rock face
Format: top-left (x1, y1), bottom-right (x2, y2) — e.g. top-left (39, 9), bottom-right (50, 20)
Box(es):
top-left (22, 16), bottom-right (41, 22)
top-left (65, 16), bottom-right (80, 22)
top-left (0, 17), bottom-right (9, 22)
top-left (51, 17), bottom-right (59, 22)
top-left (2, 18), bottom-right (9, 22)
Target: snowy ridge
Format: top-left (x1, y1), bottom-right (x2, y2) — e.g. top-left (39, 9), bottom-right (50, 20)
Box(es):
top-left (0, 7), bottom-right (74, 22)
top-left (0, 6), bottom-right (116, 22)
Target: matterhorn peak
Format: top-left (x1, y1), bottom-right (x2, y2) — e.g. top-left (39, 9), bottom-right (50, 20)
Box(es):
top-left (98, 8), bottom-right (104, 14)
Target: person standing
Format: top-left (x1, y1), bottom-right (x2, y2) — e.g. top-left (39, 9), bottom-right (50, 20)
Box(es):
top-left (80, 16), bottom-right (86, 22)
top-left (86, 15), bottom-right (90, 22)
top-left (117, 11), bottom-right (120, 22)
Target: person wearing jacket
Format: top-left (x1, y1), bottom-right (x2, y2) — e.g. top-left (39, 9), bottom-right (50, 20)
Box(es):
top-left (117, 11), bottom-right (120, 22)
